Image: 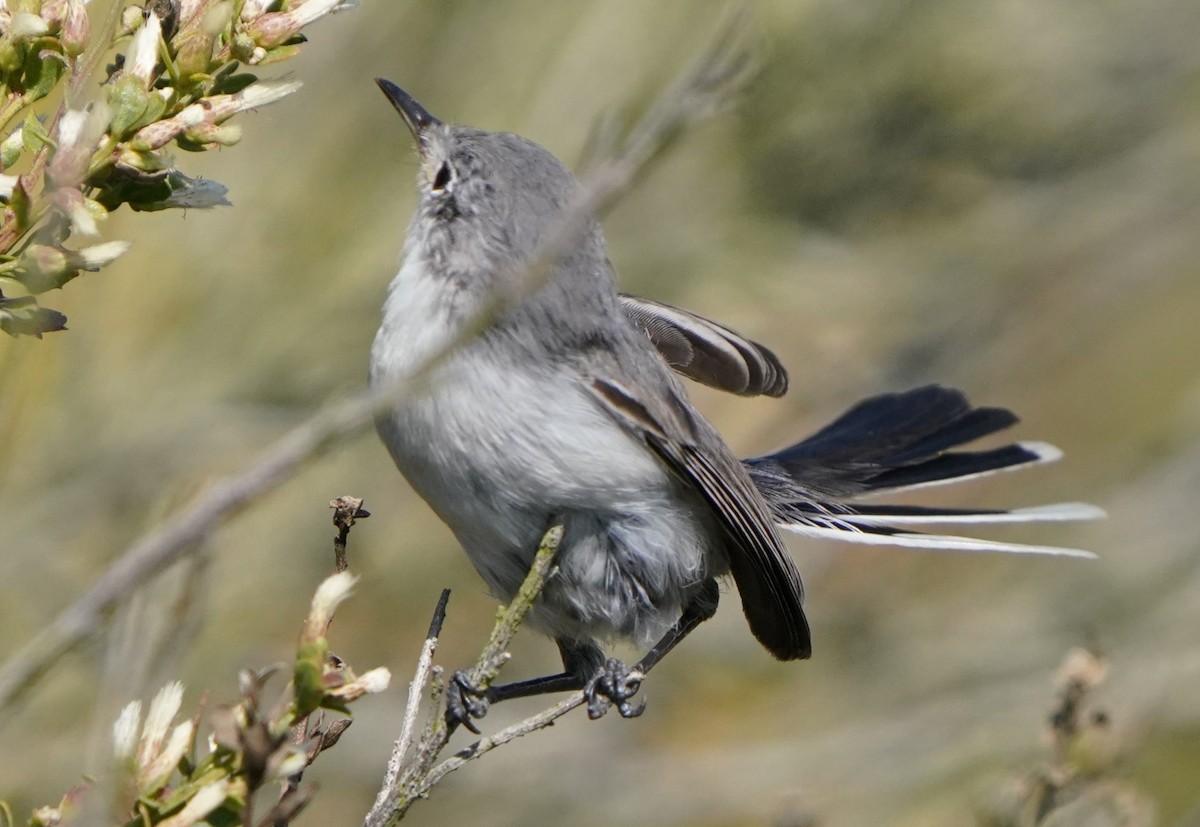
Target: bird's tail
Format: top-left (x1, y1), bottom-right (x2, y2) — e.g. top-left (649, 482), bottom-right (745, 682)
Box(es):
top-left (744, 385), bottom-right (1103, 557)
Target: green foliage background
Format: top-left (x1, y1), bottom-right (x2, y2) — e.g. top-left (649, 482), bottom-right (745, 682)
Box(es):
top-left (2, 1), bottom-right (1199, 824)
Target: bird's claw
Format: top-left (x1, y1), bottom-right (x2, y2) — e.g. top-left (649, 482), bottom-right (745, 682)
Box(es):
top-left (445, 670), bottom-right (490, 734)
top-left (585, 658), bottom-right (645, 720)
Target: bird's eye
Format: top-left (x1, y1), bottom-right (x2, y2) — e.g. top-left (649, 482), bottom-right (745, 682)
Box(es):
top-left (432, 161), bottom-right (452, 192)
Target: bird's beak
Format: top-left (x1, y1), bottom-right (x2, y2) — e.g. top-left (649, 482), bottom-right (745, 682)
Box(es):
top-left (375, 78), bottom-right (441, 146)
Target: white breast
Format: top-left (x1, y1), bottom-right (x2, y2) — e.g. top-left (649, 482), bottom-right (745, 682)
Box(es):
top-left (370, 253), bottom-right (716, 645)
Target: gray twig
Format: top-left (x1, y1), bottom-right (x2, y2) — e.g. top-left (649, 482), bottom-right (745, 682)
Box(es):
top-left (364, 589), bottom-right (449, 827)
top-left (364, 526), bottom-right (563, 826)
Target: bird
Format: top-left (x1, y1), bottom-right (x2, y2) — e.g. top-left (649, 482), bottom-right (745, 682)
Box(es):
top-left (368, 79), bottom-right (1101, 727)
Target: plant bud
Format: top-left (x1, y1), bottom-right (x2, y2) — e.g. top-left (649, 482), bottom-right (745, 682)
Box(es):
top-left (10, 11), bottom-right (51, 38)
top-left (60, 0), bottom-right (88, 56)
top-left (125, 9), bottom-right (161, 87)
top-left (107, 75), bottom-right (153, 138)
top-left (39, 0), bottom-right (68, 27)
top-left (119, 4), bottom-right (143, 34)
top-left (172, 1), bottom-right (229, 78)
top-left (247, 0), bottom-right (342, 49)
top-left (20, 244), bottom-right (77, 293)
top-left (183, 121), bottom-right (241, 146)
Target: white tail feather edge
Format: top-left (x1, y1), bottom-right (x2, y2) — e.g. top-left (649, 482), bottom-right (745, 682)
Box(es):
top-left (779, 521), bottom-right (1098, 558)
top-left (843, 502), bottom-right (1106, 525)
top-left (855, 441), bottom-right (1067, 497)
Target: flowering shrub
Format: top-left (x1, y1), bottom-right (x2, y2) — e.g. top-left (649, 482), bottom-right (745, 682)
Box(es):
top-left (0, 0), bottom-right (349, 336)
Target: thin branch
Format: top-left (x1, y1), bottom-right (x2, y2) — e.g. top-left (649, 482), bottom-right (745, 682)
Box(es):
top-left (366, 589), bottom-right (449, 827)
top-left (364, 526), bottom-right (563, 826)
top-left (462, 524), bottom-right (563, 693)
top-left (421, 693), bottom-right (586, 791)
top-left (0, 12), bottom-right (756, 718)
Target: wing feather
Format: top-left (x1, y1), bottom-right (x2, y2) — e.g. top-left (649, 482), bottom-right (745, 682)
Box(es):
top-left (590, 377), bottom-right (811, 660)
top-left (619, 294), bottom-right (788, 398)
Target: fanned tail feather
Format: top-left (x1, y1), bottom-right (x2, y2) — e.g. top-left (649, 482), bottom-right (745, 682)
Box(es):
top-left (744, 385), bottom-right (1103, 557)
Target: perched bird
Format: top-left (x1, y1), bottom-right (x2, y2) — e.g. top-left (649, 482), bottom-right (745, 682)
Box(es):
top-left (369, 79), bottom-right (1100, 726)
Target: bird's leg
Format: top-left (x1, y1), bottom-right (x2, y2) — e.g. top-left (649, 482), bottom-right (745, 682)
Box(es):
top-left (585, 578), bottom-right (720, 719)
top-left (446, 580), bottom-right (722, 730)
top-left (445, 639), bottom-right (603, 733)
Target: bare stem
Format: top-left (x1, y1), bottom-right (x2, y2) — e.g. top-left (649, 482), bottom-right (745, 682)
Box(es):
top-left (330, 495), bottom-right (370, 573)
top-left (365, 589), bottom-right (450, 827)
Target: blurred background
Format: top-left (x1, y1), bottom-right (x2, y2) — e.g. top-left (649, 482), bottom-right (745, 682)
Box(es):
top-left (3, 1), bottom-right (1199, 824)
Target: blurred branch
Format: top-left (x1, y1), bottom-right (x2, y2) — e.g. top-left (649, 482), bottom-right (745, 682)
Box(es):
top-left (0, 11), bottom-right (758, 718)
top-left (978, 647), bottom-right (1156, 827)
top-left (364, 525), bottom-right (567, 826)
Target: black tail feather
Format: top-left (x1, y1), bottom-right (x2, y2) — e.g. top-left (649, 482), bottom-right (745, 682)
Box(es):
top-left (746, 385), bottom-right (1044, 498)
top-left (863, 443), bottom-right (1052, 493)
top-left (742, 385), bottom-right (1102, 557)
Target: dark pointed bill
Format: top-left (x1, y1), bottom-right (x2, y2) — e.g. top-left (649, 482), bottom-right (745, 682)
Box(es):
top-left (375, 78), bottom-right (442, 139)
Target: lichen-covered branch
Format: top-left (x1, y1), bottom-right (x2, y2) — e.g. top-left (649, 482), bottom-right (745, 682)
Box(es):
top-left (364, 525), bottom-right (566, 827)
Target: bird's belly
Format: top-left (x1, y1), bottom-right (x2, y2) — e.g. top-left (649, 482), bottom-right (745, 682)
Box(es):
top-left (375, 355), bottom-right (720, 645)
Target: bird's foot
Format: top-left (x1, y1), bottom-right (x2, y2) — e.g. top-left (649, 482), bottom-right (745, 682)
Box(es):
top-left (445, 670), bottom-right (490, 734)
top-left (585, 658), bottom-right (645, 720)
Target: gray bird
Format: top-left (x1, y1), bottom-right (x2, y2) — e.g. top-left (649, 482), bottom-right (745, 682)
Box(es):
top-left (369, 80), bottom-right (1100, 727)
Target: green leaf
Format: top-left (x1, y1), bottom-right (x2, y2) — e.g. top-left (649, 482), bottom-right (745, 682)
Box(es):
top-left (205, 806), bottom-right (242, 827)
top-left (320, 696), bottom-right (351, 715)
top-left (106, 76), bottom-right (152, 139)
top-left (0, 131), bottom-right (21, 169)
top-left (7, 174), bottom-right (30, 230)
top-left (0, 37), bottom-right (23, 75)
top-left (0, 296), bottom-right (68, 337)
top-left (292, 638), bottom-right (327, 720)
top-left (20, 115), bottom-right (50, 153)
top-left (173, 133), bottom-right (212, 152)
top-left (210, 72), bottom-right (257, 95)
top-left (257, 44), bottom-right (301, 65)
top-left (21, 38), bottom-right (66, 104)
top-left (132, 90), bottom-right (168, 132)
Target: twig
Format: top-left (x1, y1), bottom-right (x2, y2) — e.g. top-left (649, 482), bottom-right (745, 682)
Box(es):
top-left (397, 591), bottom-right (452, 762)
top-left (364, 525), bottom-right (563, 826)
top-left (462, 524), bottom-right (563, 693)
top-left (366, 589), bottom-right (450, 826)
top-left (279, 496), bottom-right (371, 819)
top-left (421, 693), bottom-right (586, 791)
top-left (330, 496), bottom-right (370, 573)
top-left (0, 12), bottom-right (756, 718)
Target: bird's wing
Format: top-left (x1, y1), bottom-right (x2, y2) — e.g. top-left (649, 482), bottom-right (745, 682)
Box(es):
top-left (588, 374), bottom-right (810, 660)
top-left (619, 293), bottom-right (788, 398)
